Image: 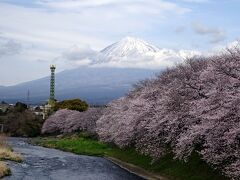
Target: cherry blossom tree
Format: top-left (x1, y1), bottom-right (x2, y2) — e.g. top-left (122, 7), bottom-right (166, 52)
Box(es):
top-left (42, 108), bottom-right (103, 134)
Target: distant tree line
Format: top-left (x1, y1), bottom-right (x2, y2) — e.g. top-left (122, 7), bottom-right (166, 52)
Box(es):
top-left (54, 99), bottom-right (88, 112)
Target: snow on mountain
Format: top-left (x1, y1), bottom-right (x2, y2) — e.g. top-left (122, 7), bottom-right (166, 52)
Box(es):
top-left (91, 36), bottom-right (201, 69)
top-left (99, 36), bottom-right (159, 59)
top-left (60, 36), bottom-right (201, 69)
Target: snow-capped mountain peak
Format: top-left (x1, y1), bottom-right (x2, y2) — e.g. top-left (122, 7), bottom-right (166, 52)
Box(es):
top-left (99, 36), bottom-right (160, 59)
top-left (92, 36), bottom-right (201, 68)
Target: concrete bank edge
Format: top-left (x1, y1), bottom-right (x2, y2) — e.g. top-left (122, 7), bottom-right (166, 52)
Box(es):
top-left (105, 157), bottom-right (169, 180)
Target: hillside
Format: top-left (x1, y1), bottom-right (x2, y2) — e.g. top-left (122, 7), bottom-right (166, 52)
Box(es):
top-left (0, 67), bottom-right (157, 105)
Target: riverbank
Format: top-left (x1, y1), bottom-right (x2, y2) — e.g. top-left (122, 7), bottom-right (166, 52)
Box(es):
top-left (31, 133), bottom-right (227, 180)
top-left (0, 135), bottom-right (22, 178)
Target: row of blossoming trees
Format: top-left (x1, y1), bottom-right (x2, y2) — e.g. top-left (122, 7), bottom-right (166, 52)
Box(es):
top-left (42, 47), bottom-right (240, 179)
top-left (97, 47), bottom-right (240, 179)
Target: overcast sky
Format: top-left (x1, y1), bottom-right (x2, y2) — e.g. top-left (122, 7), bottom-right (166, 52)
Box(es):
top-left (0, 0), bottom-right (240, 85)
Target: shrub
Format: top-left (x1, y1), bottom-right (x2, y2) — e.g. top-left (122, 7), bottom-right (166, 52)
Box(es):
top-left (3, 110), bottom-right (43, 137)
top-left (0, 135), bottom-right (22, 178)
top-left (96, 47), bottom-right (240, 179)
top-left (54, 99), bottom-right (88, 112)
top-left (14, 102), bottom-right (27, 112)
top-left (42, 108), bottom-right (104, 135)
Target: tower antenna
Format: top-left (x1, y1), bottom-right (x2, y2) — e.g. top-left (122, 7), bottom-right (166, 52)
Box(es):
top-left (49, 65), bottom-right (56, 105)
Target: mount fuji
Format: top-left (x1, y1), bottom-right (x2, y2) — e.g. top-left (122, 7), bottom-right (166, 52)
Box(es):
top-left (89, 36), bottom-right (199, 69)
top-left (98, 36), bottom-right (159, 60)
top-left (0, 37), bottom-right (197, 105)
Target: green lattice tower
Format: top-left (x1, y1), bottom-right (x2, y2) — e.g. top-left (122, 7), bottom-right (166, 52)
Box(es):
top-left (49, 65), bottom-right (56, 105)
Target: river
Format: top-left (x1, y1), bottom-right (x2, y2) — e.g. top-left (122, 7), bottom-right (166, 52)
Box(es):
top-left (3, 138), bottom-right (144, 180)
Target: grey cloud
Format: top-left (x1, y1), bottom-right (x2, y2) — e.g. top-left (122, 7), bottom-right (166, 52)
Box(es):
top-left (62, 45), bottom-right (97, 62)
top-left (0, 37), bottom-right (22, 57)
top-left (192, 22), bottom-right (226, 43)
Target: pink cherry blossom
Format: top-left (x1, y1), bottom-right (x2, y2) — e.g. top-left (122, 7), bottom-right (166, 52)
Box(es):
top-left (42, 108), bottom-right (103, 134)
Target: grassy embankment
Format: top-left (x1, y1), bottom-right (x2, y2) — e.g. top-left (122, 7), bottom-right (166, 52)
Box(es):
top-left (32, 133), bottom-right (227, 180)
top-left (0, 135), bottom-right (22, 178)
